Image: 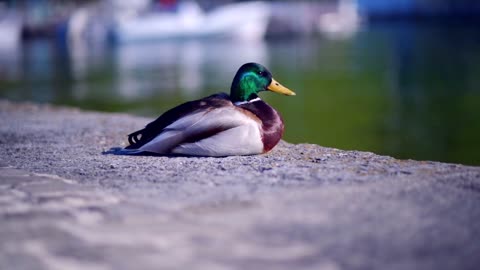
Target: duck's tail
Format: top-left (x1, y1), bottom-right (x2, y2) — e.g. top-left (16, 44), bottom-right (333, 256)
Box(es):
top-left (125, 129), bottom-right (145, 149)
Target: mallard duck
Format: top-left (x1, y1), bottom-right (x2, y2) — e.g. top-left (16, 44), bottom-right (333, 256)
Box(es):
top-left (124, 62), bottom-right (295, 156)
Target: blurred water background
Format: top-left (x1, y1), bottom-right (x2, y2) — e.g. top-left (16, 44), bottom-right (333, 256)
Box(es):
top-left (1, 0), bottom-right (480, 165)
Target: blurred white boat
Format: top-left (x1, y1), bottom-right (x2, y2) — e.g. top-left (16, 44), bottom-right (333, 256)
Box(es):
top-left (317, 0), bottom-right (362, 39)
top-left (111, 1), bottom-right (270, 43)
top-left (0, 8), bottom-right (21, 49)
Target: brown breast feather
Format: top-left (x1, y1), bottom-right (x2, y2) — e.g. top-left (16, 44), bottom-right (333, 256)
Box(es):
top-left (237, 100), bottom-right (284, 153)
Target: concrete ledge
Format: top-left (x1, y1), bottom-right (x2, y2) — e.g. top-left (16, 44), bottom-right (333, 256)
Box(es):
top-left (1, 99), bottom-right (479, 270)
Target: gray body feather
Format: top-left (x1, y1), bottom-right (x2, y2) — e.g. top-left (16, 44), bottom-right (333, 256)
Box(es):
top-left (137, 107), bottom-right (263, 156)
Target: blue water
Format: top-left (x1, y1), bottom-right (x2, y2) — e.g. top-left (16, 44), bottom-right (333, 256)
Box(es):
top-left (1, 22), bottom-right (480, 165)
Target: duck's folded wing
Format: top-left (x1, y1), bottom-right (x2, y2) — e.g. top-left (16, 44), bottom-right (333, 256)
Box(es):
top-left (126, 93), bottom-right (230, 149)
top-left (137, 106), bottom-right (263, 156)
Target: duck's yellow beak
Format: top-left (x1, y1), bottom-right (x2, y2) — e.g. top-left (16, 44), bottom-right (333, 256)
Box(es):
top-left (267, 78), bottom-right (296, 96)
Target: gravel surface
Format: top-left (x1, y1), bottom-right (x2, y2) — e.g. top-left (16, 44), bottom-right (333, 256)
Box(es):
top-left (1, 99), bottom-right (479, 270)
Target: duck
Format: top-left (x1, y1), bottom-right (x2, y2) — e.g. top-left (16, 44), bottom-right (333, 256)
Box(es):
top-left (123, 62), bottom-right (295, 156)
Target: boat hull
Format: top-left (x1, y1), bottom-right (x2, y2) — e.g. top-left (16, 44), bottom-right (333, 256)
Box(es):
top-left (111, 1), bottom-right (270, 43)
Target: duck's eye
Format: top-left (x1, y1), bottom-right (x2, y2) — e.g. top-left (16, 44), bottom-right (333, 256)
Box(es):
top-left (258, 71), bottom-right (264, 76)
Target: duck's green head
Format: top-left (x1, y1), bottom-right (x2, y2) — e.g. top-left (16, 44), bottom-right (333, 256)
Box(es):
top-left (230, 63), bottom-right (296, 102)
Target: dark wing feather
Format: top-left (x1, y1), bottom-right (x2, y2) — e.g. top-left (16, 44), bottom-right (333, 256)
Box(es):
top-left (126, 93), bottom-right (231, 149)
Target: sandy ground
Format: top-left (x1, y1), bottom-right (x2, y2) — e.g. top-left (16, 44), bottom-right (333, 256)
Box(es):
top-left (1, 99), bottom-right (479, 270)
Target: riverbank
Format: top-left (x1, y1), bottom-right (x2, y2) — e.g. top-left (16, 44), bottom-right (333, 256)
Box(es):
top-left (1, 99), bottom-right (479, 270)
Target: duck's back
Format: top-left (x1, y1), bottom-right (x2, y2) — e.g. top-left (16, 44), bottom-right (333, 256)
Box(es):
top-left (126, 93), bottom-right (231, 149)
